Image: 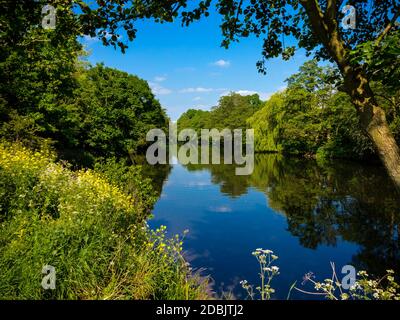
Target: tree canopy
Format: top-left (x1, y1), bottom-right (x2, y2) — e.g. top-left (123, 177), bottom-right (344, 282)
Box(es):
top-left (2, 0), bottom-right (400, 185)
top-left (0, 2), bottom-right (169, 165)
top-left (73, 64), bottom-right (168, 162)
top-left (177, 93), bottom-right (263, 134)
top-left (248, 60), bottom-right (378, 159)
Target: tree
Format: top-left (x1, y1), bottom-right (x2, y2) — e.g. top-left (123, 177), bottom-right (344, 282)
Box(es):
top-left (3, 1), bottom-right (399, 187)
top-left (248, 60), bottom-right (376, 159)
top-left (210, 93), bottom-right (263, 129)
top-left (0, 2), bottom-right (168, 165)
top-left (57, 0), bottom-right (399, 188)
top-left (177, 109), bottom-right (211, 134)
top-left (73, 64), bottom-right (168, 162)
top-left (177, 93), bottom-right (263, 134)
top-left (0, 0), bottom-right (82, 149)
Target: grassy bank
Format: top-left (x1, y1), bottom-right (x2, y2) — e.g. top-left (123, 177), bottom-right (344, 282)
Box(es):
top-left (0, 143), bottom-right (209, 299)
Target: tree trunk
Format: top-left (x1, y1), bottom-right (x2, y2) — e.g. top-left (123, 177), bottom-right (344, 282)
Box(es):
top-left (298, 0), bottom-right (400, 190)
top-left (343, 70), bottom-right (400, 190)
top-left (364, 106), bottom-right (400, 188)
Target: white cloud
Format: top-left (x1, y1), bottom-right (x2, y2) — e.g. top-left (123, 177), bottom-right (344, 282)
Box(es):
top-left (193, 97), bottom-right (202, 101)
top-left (154, 76), bottom-right (167, 82)
top-left (187, 181), bottom-right (211, 187)
top-left (180, 87), bottom-right (226, 93)
top-left (149, 82), bottom-right (172, 95)
top-left (212, 59), bottom-right (231, 68)
top-left (180, 87), bottom-right (214, 93)
top-left (209, 206), bottom-right (233, 213)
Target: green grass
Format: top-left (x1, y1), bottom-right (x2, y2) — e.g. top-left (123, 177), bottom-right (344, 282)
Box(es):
top-left (0, 143), bottom-right (209, 299)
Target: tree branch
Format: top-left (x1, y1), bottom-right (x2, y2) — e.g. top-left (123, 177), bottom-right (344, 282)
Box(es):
top-left (325, 0), bottom-right (337, 23)
top-left (375, 7), bottom-right (400, 46)
top-left (325, 0), bottom-right (346, 32)
top-left (299, 0), bottom-right (349, 70)
top-left (230, 0), bottom-right (243, 39)
top-left (299, 0), bottom-right (330, 45)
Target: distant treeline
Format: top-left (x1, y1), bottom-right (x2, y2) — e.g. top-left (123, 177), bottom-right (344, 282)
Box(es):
top-left (178, 60), bottom-right (400, 161)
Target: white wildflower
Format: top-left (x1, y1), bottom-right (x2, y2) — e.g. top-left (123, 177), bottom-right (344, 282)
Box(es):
top-left (271, 266), bottom-right (279, 273)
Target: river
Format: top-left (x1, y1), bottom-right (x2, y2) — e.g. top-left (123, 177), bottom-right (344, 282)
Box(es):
top-left (148, 154), bottom-right (400, 299)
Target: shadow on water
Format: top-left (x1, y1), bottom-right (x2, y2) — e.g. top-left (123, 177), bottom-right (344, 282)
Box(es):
top-left (150, 154), bottom-right (400, 299)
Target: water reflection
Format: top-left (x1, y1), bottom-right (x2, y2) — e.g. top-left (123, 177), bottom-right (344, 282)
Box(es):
top-left (150, 154), bottom-right (400, 298)
top-left (188, 155), bottom-right (400, 275)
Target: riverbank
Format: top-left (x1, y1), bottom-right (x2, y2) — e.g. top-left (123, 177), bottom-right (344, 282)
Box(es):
top-left (0, 143), bottom-right (209, 299)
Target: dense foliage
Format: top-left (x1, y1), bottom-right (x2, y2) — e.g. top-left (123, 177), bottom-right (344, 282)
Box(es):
top-left (68, 64), bottom-right (168, 165)
top-left (0, 144), bottom-right (208, 299)
top-left (248, 60), bottom-right (400, 160)
top-left (60, 0), bottom-right (400, 186)
top-left (179, 60), bottom-right (400, 161)
top-left (1, 0), bottom-right (399, 300)
top-left (0, 2), bottom-right (168, 166)
top-left (177, 109), bottom-right (212, 134)
top-left (177, 93), bottom-right (263, 134)
top-left (0, 1), bottom-right (82, 152)
top-left (248, 61), bottom-right (377, 159)
top-left (0, 59), bottom-right (168, 166)
top-left (0, 1), bottom-right (194, 300)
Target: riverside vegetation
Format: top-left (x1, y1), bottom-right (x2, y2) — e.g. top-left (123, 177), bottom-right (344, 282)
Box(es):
top-left (1, 1), bottom-right (399, 300)
top-left (0, 143), bottom-right (209, 299)
top-left (241, 249), bottom-right (400, 300)
top-left (1, 1), bottom-right (204, 298)
top-left (178, 60), bottom-right (400, 162)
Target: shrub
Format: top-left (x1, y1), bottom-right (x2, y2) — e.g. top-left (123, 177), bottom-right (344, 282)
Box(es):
top-left (0, 143), bottom-right (208, 299)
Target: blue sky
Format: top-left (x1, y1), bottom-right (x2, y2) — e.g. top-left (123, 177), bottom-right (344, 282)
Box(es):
top-left (81, 8), bottom-right (308, 121)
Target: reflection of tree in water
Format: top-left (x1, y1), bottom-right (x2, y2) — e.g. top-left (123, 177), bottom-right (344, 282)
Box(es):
top-left (183, 154), bottom-right (400, 277)
top-left (131, 154), bottom-right (172, 197)
top-left (185, 154), bottom-right (284, 197)
top-left (185, 162), bottom-right (250, 198)
top-left (336, 194), bottom-right (399, 276)
top-left (273, 160), bottom-right (400, 276)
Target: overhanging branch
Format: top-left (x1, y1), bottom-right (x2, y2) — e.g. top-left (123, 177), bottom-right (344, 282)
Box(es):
top-left (375, 7), bottom-right (400, 46)
top-left (299, 0), bottom-right (349, 70)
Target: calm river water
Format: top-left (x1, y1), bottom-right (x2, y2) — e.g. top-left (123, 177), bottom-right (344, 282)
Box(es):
top-left (148, 155), bottom-right (400, 299)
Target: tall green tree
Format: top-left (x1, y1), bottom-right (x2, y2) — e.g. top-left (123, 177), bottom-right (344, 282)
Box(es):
top-left (178, 93), bottom-right (263, 133)
top-left (56, 0), bottom-right (399, 188)
top-left (248, 60), bottom-right (375, 159)
top-left (1, 2), bottom-right (169, 165)
top-left (210, 93), bottom-right (263, 129)
top-left (177, 109), bottom-right (211, 134)
top-left (73, 64), bottom-right (168, 162)
top-left (0, 0), bottom-right (82, 149)
top-left (3, 1), bottom-right (400, 186)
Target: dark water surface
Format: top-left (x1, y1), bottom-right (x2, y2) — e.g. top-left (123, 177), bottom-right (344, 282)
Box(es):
top-left (148, 155), bottom-right (400, 299)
